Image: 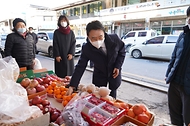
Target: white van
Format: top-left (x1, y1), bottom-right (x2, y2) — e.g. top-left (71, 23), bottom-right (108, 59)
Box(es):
top-left (122, 30), bottom-right (157, 52)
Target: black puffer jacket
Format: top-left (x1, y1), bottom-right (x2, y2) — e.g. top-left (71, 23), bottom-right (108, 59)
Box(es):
top-left (4, 32), bottom-right (35, 67)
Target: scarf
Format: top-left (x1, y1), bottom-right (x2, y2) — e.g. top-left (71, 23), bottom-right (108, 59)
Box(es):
top-left (58, 26), bottom-right (71, 35)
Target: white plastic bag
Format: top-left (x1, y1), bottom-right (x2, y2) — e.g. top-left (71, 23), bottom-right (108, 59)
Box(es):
top-left (0, 56), bottom-right (19, 82)
top-left (33, 58), bottom-right (42, 70)
top-left (0, 56), bottom-right (42, 124)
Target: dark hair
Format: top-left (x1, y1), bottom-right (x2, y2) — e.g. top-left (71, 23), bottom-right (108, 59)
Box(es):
top-left (57, 15), bottom-right (70, 27)
top-left (28, 27), bottom-right (33, 30)
top-left (187, 6), bottom-right (190, 17)
top-left (86, 20), bottom-right (105, 36)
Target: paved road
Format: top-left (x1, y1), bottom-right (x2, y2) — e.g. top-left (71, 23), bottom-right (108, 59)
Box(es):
top-left (36, 54), bottom-right (171, 125)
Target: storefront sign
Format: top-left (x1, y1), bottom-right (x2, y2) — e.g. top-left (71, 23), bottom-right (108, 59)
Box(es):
top-left (100, 1), bottom-right (160, 16)
top-left (169, 8), bottom-right (185, 15)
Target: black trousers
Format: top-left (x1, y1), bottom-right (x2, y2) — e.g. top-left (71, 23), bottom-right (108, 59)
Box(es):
top-left (168, 82), bottom-right (190, 126)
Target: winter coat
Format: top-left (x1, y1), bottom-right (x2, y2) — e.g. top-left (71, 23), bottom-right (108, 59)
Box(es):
top-left (53, 29), bottom-right (76, 78)
top-left (166, 26), bottom-right (190, 95)
top-left (69, 33), bottom-right (126, 89)
top-left (4, 32), bottom-right (35, 67)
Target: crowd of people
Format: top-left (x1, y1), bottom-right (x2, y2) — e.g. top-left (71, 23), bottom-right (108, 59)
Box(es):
top-left (1, 5), bottom-right (190, 125)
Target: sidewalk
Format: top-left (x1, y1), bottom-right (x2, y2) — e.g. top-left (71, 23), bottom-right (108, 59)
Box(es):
top-left (82, 68), bottom-right (171, 126)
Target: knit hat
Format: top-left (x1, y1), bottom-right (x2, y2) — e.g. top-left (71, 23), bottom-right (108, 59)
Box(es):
top-left (13, 18), bottom-right (26, 27)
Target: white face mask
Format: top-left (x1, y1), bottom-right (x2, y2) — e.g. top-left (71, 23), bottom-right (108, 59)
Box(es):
top-left (17, 28), bottom-right (26, 34)
top-left (89, 38), bottom-right (105, 49)
top-left (61, 22), bottom-right (67, 27)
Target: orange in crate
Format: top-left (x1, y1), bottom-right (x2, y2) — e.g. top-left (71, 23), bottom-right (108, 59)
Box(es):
top-left (62, 100), bottom-right (68, 107)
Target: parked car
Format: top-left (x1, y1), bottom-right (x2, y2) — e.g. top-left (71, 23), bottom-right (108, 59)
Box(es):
top-left (129, 35), bottom-right (179, 60)
top-left (0, 34), bottom-right (7, 50)
top-left (36, 31), bottom-right (85, 57)
top-left (122, 30), bottom-right (157, 52)
top-left (75, 36), bottom-right (86, 56)
top-left (36, 31), bottom-right (54, 57)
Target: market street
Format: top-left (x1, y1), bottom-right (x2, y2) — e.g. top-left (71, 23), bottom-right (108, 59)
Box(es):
top-left (36, 53), bottom-right (171, 125)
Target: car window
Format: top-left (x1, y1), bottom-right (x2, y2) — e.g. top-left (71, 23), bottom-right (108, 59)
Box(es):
top-left (146, 36), bottom-right (164, 44)
top-left (38, 33), bottom-right (47, 39)
top-left (124, 32), bottom-right (135, 39)
top-left (166, 36), bottom-right (178, 43)
top-left (151, 32), bottom-right (156, 37)
top-left (47, 33), bottom-right (53, 40)
top-left (138, 32), bottom-right (147, 37)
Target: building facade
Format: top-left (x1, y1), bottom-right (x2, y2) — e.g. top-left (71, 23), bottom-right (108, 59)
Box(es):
top-left (54, 0), bottom-right (190, 37)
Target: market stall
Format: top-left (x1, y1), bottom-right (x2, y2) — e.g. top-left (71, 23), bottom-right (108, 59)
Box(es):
top-left (0, 56), bottom-right (155, 126)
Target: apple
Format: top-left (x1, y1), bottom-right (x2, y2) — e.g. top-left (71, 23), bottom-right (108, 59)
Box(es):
top-left (32, 96), bottom-right (42, 105)
top-left (35, 84), bottom-right (45, 92)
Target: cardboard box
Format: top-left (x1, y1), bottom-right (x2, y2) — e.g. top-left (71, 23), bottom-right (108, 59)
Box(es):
top-left (18, 113), bottom-right (50, 126)
top-left (111, 115), bottom-right (154, 126)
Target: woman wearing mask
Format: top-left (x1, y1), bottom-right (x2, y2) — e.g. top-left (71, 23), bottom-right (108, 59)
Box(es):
top-left (53, 15), bottom-right (76, 78)
top-left (4, 18), bottom-right (35, 70)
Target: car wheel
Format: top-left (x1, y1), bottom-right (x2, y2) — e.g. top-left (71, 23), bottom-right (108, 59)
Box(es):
top-left (48, 47), bottom-right (53, 58)
top-left (132, 49), bottom-right (142, 59)
top-left (125, 45), bottom-right (131, 53)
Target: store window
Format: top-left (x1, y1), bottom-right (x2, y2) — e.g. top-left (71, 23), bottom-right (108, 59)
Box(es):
top-left (89, 4), bottom-right (94, 13)
top-left (70, 8), bottom-right (74, 16)
top-left (74, 7), bottom-right (80, 16)
top-left (173, 19), bottom-right (185, 26)
top-left (82, 5), bottom-right (87, 14)
top-left (43, 16), bottom-right (53, 21)
top-left (94, 3), bottom-right (99, 12)
top-left (98, 1), bottom-right (102, 10)
top-left (133, 22), bottom-right (145, 30)
top-left (122, 0), bottom-right (127, 6)
top-left (128, 0), bottom-right (146, 4)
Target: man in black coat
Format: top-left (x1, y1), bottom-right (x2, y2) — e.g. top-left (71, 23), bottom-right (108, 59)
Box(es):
top-left (67, 20), bottom-right (126, 98)
top-left (28, 27), bottom-right (38, 53)
top-left (165, 6), bottom-right (190, 126)
top-left (4, 18), bottom-right (35, 70)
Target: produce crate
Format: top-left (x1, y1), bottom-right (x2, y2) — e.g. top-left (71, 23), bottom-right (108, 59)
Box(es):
top-left (111, 114), bottom-right (154, 126)
top-left (17, 70), bottom-right (34, 83)
top-left (81, 95), bottom-right (126, 126)
top-left (18, 112), bottom-right (50, 126)
top-left (17, 69), bottom-right (55, 83)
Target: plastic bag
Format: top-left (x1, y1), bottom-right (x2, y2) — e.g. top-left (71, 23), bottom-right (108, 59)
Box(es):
top-left (33, 58), bottom-right (42, 70)
top-left (0, 56), bottom-right (42, 124)
top-left (0, 56), bottom-right (19, 82)
top-left (55, 93), bottom-right (89, 126)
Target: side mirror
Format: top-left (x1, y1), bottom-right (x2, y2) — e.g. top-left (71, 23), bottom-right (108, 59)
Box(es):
top-left (42, 36), bottom-right (48, 41)
top-left (142, 41), bottom-right (146, 45)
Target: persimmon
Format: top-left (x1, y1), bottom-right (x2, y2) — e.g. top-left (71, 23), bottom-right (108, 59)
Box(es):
top-left (132, 104), bottom-right (146, 115)
top-left (137, 112), bottom-right (149, 124)
top-left (127, 108), bottom-right (135, 118)
top-left (62, 100), bottom-right (68, 107)
top-left (113, 102), bottom-right (121, 108)
top-left (145, 110), bottom-right (151, 120)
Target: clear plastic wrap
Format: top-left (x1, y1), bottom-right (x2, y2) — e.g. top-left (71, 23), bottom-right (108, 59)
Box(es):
top-left (55, 93), bottom-right (89, 126)
top-left (0, 56), bottom-right (42, 125)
